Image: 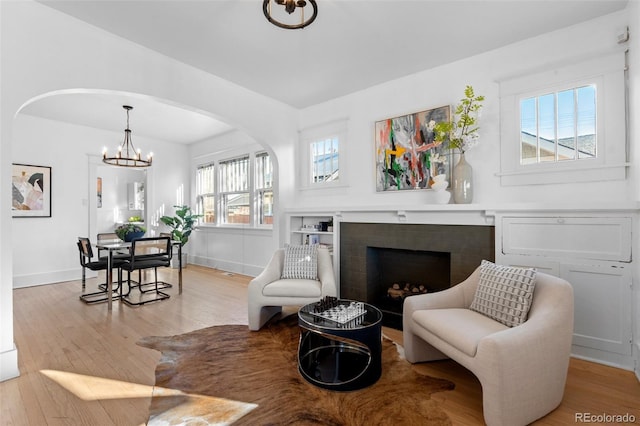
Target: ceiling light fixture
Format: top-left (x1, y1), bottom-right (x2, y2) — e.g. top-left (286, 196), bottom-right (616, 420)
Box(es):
top-left (102, 105), bottom-right (152, 168)
top-left (263, 0), bottom-right (317, 30)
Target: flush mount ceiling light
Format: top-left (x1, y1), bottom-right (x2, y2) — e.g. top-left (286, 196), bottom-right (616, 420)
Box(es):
top-left (263, 0), bottom-right (318, 30)
top-left (102, 105), bottom-right (152, 168)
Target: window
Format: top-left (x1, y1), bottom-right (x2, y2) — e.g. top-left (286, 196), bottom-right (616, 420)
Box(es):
top-left (311, 137), bottom-right (339, 183)
top-left (498, 51), bottom-right (626, 186)
top-left (299, 118), bottom-right (347, 189)
top-left (196, 162), bottom-right (215, 224)
top-left (195, 150), bottom-right (275, 228)
top-left (520, 85), bottom-right (596, 165)
top-left (256, 152), bottom-right (273, 225)
top-left (220, 156), bottom-right (250, 224)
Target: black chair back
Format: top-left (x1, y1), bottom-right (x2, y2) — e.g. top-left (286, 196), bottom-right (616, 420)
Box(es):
top-left (78, 237), bottom-right (95, 264)
top-left (127, 237), bottom-right (172, 269)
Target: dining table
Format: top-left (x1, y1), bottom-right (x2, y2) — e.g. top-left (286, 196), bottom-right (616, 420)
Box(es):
top-left (95, 238), bottom-right (183, 311)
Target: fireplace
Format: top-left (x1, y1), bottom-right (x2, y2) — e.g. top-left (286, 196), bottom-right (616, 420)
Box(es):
top-left (340, 222), bottom-right (495, 329)
top-left (366, 247), bottom-right (450, 327)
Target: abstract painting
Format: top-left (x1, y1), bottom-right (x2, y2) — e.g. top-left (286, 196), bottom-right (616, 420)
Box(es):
top-left (12, 163), bottom-right (51, 217)
top-left (375, 106), bottom-right (451, 192)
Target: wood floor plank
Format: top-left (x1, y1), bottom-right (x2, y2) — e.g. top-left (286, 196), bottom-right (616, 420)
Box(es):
top-left (1, 265), bottom-right (638, 425)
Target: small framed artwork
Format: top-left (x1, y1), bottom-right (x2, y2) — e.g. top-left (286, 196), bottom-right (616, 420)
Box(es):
top-left (11, 163), bottom-right (51, 218)
top-left (375, 105), bottom-right (451, 192)
top-left (97, 177), bottom-right (103, 208)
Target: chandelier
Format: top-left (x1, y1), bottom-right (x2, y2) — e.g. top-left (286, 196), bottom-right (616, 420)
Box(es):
top-left (102, 105), bottom-right (152, 168)
top-left (263, 0), bottom-right (317, 30)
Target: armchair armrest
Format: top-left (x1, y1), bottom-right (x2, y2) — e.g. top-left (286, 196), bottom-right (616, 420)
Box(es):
top-left (249, 249), bottom-right (285, 292)
top-left (403, 267), bottom-right (480, 314)
top-left (316, 247), bottom-right (337, 297)
top-left (474, 273), bottom-right (574, 424)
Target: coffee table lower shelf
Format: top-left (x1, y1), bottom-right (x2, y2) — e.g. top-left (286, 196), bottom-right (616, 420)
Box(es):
top-left (297, 300), bottom-right (382, 392)
top-left (298, 334), bottom-right (375, 391)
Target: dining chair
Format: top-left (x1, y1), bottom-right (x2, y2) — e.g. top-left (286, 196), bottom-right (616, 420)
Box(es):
top-left (77, 237), bottom-right (126, 304)
top-left (120, 237), bottom-right (172, 306)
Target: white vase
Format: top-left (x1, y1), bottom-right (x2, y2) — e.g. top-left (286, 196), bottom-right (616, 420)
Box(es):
top-left (453, 152), bottom-right (473, 204)
top-left (434, 189), bottom-right (451, 204)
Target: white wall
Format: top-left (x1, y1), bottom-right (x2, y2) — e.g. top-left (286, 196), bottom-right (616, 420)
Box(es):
top-left (96, 166), bottom-right (146, 234)
top-left (292, 9), bottom-right (633, 210)
top-left (11, 114), bottom-right (189, 288)
top-left (627, 0), bottom-right (640, 381)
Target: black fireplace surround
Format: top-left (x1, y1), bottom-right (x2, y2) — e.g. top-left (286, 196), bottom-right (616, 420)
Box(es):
top-left (340, 222), bottom-right (495, 329)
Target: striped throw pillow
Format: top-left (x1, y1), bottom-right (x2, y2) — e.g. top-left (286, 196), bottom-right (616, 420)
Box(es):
top-left (281, 244), bottom-right (318, 280)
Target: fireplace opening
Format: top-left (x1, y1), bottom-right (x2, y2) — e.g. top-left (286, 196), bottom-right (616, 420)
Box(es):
top-left (366, 247), bottom-right (451, 328)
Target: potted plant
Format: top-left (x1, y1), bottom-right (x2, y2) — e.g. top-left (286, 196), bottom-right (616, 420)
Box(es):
top-left (115, 223), bottom-right (146, 242)
top-left (160, 205), bottom-right (202, 267)
top-left (432, 85), bottom-right (484, 204)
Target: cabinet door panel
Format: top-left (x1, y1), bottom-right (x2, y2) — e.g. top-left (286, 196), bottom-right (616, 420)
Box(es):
top-left (502, 217), bottom-right (631, 262)
top-left (497, 255), bottom-right (559, 275)
top-left (561, 263), bottom-right (632, 356)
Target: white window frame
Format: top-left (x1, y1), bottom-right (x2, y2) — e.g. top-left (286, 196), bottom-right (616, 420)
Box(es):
top-left (195, 162), bottom-right (216, 225)
top-left (299, 118), bottom-right (348, 190)
top-left (498, 51), bottom-right (627, 186)
top-left (255, 151), bottom-right (274, 227)
top-left (219, 155), bottom-right (250, 226)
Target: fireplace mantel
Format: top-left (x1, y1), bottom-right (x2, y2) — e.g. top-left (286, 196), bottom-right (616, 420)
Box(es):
top-left (284, 202), bottom-right (639, 229)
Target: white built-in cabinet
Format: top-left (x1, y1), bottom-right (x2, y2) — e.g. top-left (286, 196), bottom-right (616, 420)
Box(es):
top-left (286, 214), bottom-right (339, 282)
top-left (288, 215), bottom-right (336, 249)
top-left (496, 214), bottom-right (634, 368)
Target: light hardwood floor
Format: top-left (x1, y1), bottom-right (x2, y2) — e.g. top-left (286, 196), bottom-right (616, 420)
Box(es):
top-left (1, 265), bottom-right (638, 425)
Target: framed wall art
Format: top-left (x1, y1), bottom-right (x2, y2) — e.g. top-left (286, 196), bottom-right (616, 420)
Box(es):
top-left (11, 163), bottom-right (51, 217)
top-left (375, 105), bottom-right (451, 192)
top-left (97, 177), bottom-right (103, 208)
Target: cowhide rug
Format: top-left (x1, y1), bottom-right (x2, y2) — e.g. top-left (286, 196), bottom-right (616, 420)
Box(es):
top-left (137, 315), bottom-right (454, 425)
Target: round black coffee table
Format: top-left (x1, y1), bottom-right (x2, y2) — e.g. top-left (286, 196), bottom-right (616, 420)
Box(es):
top-left (297, 299), bottom-right (383, 391)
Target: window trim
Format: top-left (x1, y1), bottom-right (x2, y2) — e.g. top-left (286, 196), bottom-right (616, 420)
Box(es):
top-left (498, 51), bottom-right (627, 186)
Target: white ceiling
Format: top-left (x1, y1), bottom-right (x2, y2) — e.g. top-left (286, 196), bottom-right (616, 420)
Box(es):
top-left (22, 0), bottom-right (628, 144)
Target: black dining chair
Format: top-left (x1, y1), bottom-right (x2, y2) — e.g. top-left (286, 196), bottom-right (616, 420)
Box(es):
top-left (120, 237), bottom-right (172, 306)
top-left (77, 237), bottom-right (126, 304)
top-left (95, 232), bottom-right (131, 291)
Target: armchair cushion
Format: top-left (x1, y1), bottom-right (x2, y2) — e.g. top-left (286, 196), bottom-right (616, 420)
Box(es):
top-left (470, 260), bottom-right (537, 327)
top-left (262, 278), bottom-right (322, 298)
top-left (413, 308), bottom-right (508, 357)
top-left (281, 244), bottom-right (318, 280)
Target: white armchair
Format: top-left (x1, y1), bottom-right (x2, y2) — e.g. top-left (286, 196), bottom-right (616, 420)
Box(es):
top-left (403, 266), bottom-right (574, 426)
top-left (248, 246), bottom-right (336, 331)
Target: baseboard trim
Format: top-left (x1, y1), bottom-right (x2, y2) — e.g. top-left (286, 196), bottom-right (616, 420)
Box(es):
top-left (571, 345), bottom-right (634, 371)
top-left (0, 345), bottom-right (20, 382)
top-left (13, 268), bottom-right (82, 288)
top-left (191, 256), bottom-right (262, 277)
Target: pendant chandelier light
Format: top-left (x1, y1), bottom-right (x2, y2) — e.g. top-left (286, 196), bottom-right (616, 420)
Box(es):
top-left (263, 0), bottom-right (317, 30)
top-left (102, 105), bottom-right (152, 168)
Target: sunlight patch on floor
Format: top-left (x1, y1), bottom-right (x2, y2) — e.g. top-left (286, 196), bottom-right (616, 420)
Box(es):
top-left (40, 369), bottom-right (258, 425)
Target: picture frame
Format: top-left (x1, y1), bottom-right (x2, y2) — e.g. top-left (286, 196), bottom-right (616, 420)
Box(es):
top-left (11, 163), bottom-right (52, 218)
top-left (375, 105), bottom-right (451, 192)
top-left (97, 177), bottom-right (103, 208)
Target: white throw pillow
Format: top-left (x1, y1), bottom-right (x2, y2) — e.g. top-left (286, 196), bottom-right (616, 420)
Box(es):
top-left (470, 260), bottom-right (537, 327)
top-left (281, 244), bottom-right (318, 280)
